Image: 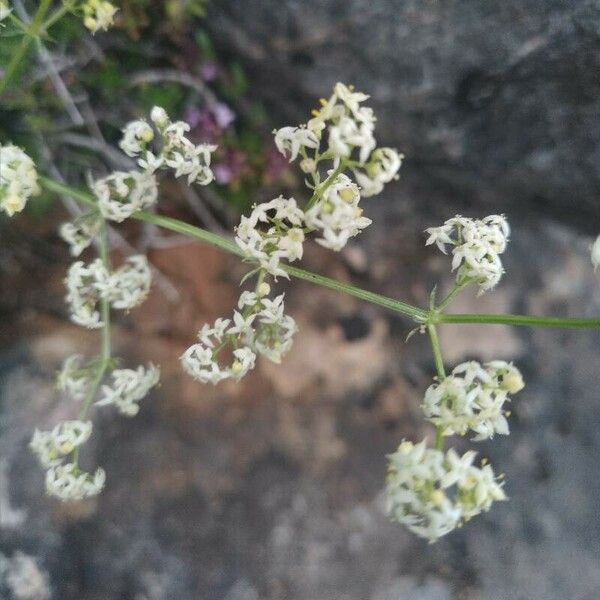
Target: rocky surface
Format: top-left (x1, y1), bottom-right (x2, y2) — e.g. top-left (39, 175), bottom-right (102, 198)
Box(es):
top-left (205, 0), bottom-right (600, 231)
top-left (1, 208), bottom-right (600, 599)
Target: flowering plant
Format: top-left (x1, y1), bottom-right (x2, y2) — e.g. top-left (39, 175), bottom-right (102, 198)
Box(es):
top-left (2, 4), bottom-right (600, 543)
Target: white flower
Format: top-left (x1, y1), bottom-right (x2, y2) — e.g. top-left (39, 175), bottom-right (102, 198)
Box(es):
top-left (45, 463), bottom-right (106, 500)
top-left (386, 440), bottom-right (507, 542)
top-left (150, 106), bottom-right (169, 128)
top-left (93, 170), bottom-right (158, 222)
top-left (235, 197), bottom-right (306, 278)
top-left (56, 355), bottom-right (91, 401)
top-left (59, 218), bottom-right (99, 256)
top-left (96, 363), bottom-right (160, 416)
top-left (353, 147), bottom-right (403, 197)
top-left (181, 317), bottom-right (257, 385)
top-left (0, 144), bottom-right (40, 217)
top-left (425, 215), bottom-right (510, 293)
top-left (591, 235), bottom-right (600, 271)
top-left (422, 360), bottom-right (523, 441)
top-left (273, 126), bottom-right (319, 162)
top-left (82, 0), bottom-right (118, 34)
top-left (253, 295), bottom-right (297, 364)
top-left (97, 255), bottom-right (152, 310)
top-left (30, 421), bottom-right (92, 468)
top-left (65, 259), bottom-right (107, 328)
top-left (305, 173), bottom-right (371, 251)
top-left (119, 120), bottom-right (154, 157)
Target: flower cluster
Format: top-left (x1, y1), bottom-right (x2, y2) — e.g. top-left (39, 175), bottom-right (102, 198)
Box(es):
top-left (30, 420), bottom-right (105, 500)
top-left (235, 196), bottom-right (305, 278)
top-left (82, 0), bottom-right (118, 34)
top-left (96, 363), bottom-right (160, 416)
top-left (0, 143), bottom-right (40, 217)
top-left (120, 106), bottom-right (217, 185)
top-left (425, 215), bottom-right (510, 293)
top-left (304, 172), bottom-right (371, 251)
top-left (423, 361), bottom-right (524, 441)
top-left (93, 170), bottom-right (158, 222)
top-left (56, 354), bottom-right (91, 401)
top-left (59, 217), bottom-right (100, 256)
top-left (272, 82), bottom-right (402, 252)
top-left (181, 289), bottom-right (297, 384)
top-left (65, 255), bottom-right (151, 328)
top-left (386, 440), bottom-right (506, 542)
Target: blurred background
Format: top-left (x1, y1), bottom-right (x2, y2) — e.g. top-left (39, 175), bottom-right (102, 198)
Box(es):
top-left (1, 1), bottom-right (600, 599)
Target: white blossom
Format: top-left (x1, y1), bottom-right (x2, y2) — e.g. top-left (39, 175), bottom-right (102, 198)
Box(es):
top-left (45, 463), bottom-right (105, 501)
top-left (30, 421), bottom-right (92, 469)
top-left (56, 355), bottom-right (91, 401)
top-left (354, 147), bottom-right (403, 198)
top-left (425, 215), bottom-right (510, 293)
top-left (92, 170), bottom-right (158, 222)
top-left (65, 259), bottom-right (107, 328)
top-left (181, 317), bottom-right (257, 385)
top-left (422, 361), bottom-right (524, 441)
top-left (96, 255), bottom-right (152, 310)
top-left (59, 218), bottom-right (99, 257)
top-left (386, 440), bottom-right (506, 542)
top-left (0, 144), bottom-right (40, 217)
top-left (305, 172), bottom-right (371, 251)
top-left (273, 126), bottom-right (319, 162)
top-left (96, 363), bottom-right (160, 416)
top-left (119, 120), bottom-right (154, 157)
top-left (235, 196), bottom-right (306, 278)
top-left (82, 0), bottom-right (118, 34)
top-left (253, 294), bottom-right (298, 364)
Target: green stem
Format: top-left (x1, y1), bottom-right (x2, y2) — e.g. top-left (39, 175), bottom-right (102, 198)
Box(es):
top-left (73, 221), bottom-right (112, 468)
top-left (38, 176), bottom-right (600, 330)
top-left (427, 323), bottom-right (446, 451)
top-left (438, 313), bottom-right (600, 329)
top-left (436, 280), bottom-right (470, 313)
top-left (304, 159), bottom-right (346, 211)
top-left (133, 211), bottom-right (425, 321)
top-left (0, 0), bottom-right (54, 95)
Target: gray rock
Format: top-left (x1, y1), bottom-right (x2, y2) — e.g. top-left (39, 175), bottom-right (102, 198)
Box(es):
top-left (206, 0), bottom-right (600, 229)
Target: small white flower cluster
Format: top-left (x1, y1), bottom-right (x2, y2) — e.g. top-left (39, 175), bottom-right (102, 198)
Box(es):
top-left (423, 361), bottom-right (524, 441)
top-left (82, 0), bottom-right (118, 34)
top-left (65, 255), bottom-right (151, 328)
top-left (120, 106), bottom-right (217, 185)
top-left (0, 143), bottom-right (40, 217)
top-left (0, 1), bottom-right (12, 24)
top-left (235, 196), bottom-right (305, 278)
top-left (386, 440), bottom-right (506, 542)
top-left (425, 215), bottom-right (510, 293)
top-left (30, 420), bottom-right (105, 500)
top-left (96, 363), bottom-right (160, 416)
top-left (387, 359), bottom-right (524, 541)
top-left (305, 172), bottom-right (371, 251)
top-left (56, 354), bottom-right (91, 401)
top-left (59, 217), bottom-right (100, 256)
top-left (93, 169), bottom-right (158, 222)
top-left (181, 288), bottom-right (297, 385)
top-left (272, 82), bottom-right (402, 252)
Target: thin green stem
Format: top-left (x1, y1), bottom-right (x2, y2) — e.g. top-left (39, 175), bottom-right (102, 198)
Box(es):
top-left (38, 176), bottom-right (600, 330)
top-left (427, 323), bottom-right (446, 451)
top-left (436, 280), bottom-right (470, 313)
top-left (304, 159), bottom-right (346, 211)
top-left (438, 313), bottom-right (600, 329)
top-left (132, 211), bottom-right (426, 321)
top-left (0, 0), bottom-right (53, 95)
top-left (73, 221), bottom-right (112, 468)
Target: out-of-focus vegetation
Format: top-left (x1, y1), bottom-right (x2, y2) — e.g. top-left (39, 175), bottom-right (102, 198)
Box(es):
top-left (0, 0), bottom-right (295, 220)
